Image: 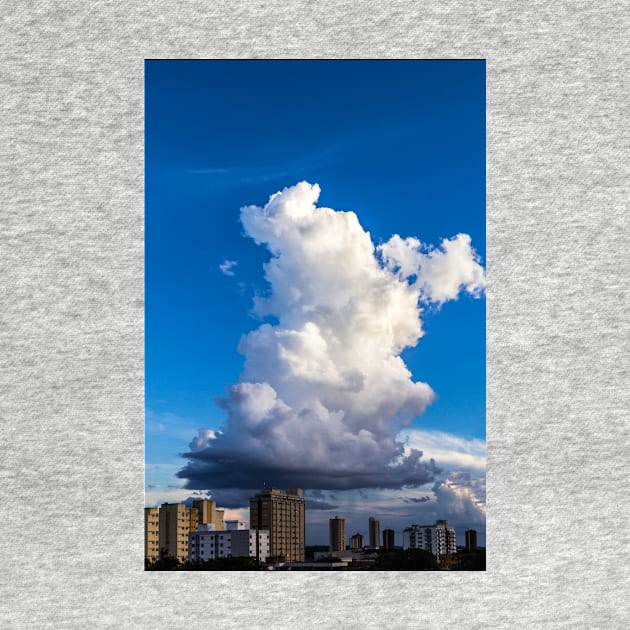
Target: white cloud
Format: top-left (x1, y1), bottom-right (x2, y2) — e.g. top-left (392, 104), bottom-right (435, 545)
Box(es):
top-left (145, 485), bottom-right (193, 508)
top-left (432, 477), bottom-right (487, 525)
top-left (378, 233), bottom-right (485, 305)
top-left (179, 182), bottom-right (485, 494)
top-left (402, 429), bottom-right (486, 473)
top-left (219, 259), bottom-right (238, 276)
top-left (189, 429), bottom-right (217, 451)
top-left (222, 507), bottom-right (249, 523)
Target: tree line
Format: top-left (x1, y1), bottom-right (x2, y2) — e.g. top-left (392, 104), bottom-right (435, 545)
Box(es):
top-left (145, 548), bottom-right (485, 571)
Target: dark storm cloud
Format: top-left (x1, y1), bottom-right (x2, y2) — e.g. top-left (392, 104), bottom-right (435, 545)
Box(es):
top-left (403, 496), bottom-right (431, 503)
top-left (305, 499), bottom-right (339, 511)
top-left (403, 495), bottom-right (432, 504)
top-left (177, 442), bottom-right (440, 493)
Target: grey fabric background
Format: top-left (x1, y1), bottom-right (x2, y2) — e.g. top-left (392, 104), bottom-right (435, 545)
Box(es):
top-left (1, 2), bottom-right (628, 628)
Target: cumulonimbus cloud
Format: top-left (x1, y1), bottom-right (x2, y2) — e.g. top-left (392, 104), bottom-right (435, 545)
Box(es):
top-left (178, 182), bottom-right (484, 495)
top-left (431, 476), bottom-right (487, 525)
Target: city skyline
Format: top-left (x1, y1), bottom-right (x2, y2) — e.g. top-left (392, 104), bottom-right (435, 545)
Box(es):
top-left (146, 496), bottom-right (482, 562)
top-left (146, 60), bottom-right (486, 547)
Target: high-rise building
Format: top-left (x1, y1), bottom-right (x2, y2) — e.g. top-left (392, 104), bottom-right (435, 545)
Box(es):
top-left (465, 528), bottom-right (478, 551)
top-left (382, 528), bottom-right (395, 550)
top-left (144, 507), bottom-right (160, 561)
top-left (329, 516), bottom-right (346, 553)
top-left (158, 502), bottom-right (198, 562)
top-left (192, 499), bottom-right (224, 531)
top-left (349, 533), bottom-right (364, 550)
top-left (403, 520), bottom-right (457, 558)
top-left (250, 487), bottom-right (305, 562)
top-left (368, 517), bottom-right (380, 549)
top-left (144, 499), bottom-right (225, 563)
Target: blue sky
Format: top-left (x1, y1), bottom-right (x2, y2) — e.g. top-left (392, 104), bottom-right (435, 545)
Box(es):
top-left (146, 60), bottom-right (486, 546)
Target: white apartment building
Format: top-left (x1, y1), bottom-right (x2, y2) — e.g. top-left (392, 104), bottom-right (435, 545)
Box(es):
top-left (188, 523), bottom-right (270, 562)
top-left (403, 520), bottom-right (457, 558)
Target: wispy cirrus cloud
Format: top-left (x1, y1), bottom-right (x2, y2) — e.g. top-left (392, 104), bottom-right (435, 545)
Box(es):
top-left (145, 409), bottom-right (203, 442)
top-left (190, 167), bottom-right (233, 175)
top-left (189, 144), bottom-right (344, 189)
top-left (219, 259), bottom-right (238, 276)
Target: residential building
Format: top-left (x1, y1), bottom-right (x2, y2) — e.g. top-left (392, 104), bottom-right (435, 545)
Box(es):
top-left (158, 502), bottom-right (197, 562)
top-left (250, 487), bottom-right (305, 562)
top-left (368, 517), bottom-right (380, 549)
top-left (465, 528), bottom-right (478, 551)
top-left (349, 532), bottom-right (364, 550)
top-left (329, 516), bottom-right (346, 553)
top-left (188, 524), bottom-right (269, 562)
top-left (144, 499), bottom-right (226, 562)
top-left (403, 519), bottom-right (457, 558)
top-left (382, 528), bottom-right (395, 550)
top-left (144, 507), bottom-right (159, 561)
top-left (231, 529), bottom-right (269, 561)
top-left (192, 499), bottom-right (224, 530)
